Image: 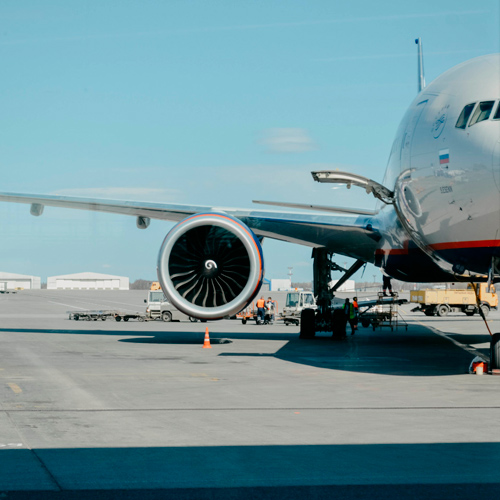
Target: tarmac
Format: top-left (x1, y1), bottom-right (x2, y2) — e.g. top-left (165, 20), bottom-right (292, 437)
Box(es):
top-left (1, 290), bottom-right (500, 499)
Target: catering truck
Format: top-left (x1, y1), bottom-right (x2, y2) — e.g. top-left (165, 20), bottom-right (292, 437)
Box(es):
top-left (410, 283), bottom-right (497, 317)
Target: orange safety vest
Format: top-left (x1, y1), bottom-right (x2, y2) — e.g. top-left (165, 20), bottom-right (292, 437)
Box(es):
top-left (256, 299), bottom-right (265, 308)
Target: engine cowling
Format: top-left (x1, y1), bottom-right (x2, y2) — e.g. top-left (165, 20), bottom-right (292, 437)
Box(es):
top-left (157, 213), bottom-right (264, 320)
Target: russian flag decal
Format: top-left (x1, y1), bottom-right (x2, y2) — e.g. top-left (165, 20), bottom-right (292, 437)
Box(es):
top-left (439, 148), bottom-right (450, 164)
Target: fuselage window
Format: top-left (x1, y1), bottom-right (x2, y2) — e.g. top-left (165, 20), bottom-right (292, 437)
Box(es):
top-left (469, 100), bottom-right (495, 126)
top-left (455, 103), bottom-right (475, 129)
top-left (493, 101), bottom-right (500, 120)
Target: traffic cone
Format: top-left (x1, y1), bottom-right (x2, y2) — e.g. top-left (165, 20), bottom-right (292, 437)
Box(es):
top-left (202, 327), bottom-right (212, 349)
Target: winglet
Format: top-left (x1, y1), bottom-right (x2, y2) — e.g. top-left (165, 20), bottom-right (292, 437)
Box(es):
top-left (415, 37), bottom-right (425, 93)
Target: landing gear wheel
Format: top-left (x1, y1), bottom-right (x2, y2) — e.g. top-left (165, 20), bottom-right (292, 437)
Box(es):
top-left (162, 311), bottom-right (172, 322)
top-left (490, 333), bottom-right (500, 370)
top-left (299, 309), bottom-right (316, 339)
top-left (437, 304), bottom-right (449, 317)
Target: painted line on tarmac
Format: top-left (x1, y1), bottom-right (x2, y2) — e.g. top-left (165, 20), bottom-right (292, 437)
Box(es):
top-left (7, 383), bottom-right (22, 394)
top-left (413, 318), bottom-right (489, 362)
top-left (48, 301), bottom-right (87, 310)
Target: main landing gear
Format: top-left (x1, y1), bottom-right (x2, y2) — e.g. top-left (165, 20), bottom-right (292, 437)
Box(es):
top-left (299, 248), bottom-right (365, 340)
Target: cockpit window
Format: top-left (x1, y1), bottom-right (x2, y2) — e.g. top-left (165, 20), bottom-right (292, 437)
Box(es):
top-left (455, 103), bottom-right (475, 129)
top-left (493, 102), bottom-right (500, 120)
top-left (469, 101), bottom-right (495, 126)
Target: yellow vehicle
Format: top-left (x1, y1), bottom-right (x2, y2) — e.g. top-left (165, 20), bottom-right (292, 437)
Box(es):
top-left (410, 283), bottom-right (498, 317)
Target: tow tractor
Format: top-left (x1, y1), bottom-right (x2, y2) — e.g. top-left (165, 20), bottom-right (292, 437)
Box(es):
top-left (281, 291), bottom-right (316, 326)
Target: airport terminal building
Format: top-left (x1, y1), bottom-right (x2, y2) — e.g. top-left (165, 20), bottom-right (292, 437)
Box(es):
top-left (47, 272), bottom-right (129, 290)
top-left (0, 271), bottom-right (41, 290)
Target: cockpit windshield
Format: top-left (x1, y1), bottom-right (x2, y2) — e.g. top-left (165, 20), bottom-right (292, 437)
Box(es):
top-left (494, 102), bottom-right (500, 120)
top-left (469, 101), bottom-right (495, 126)
top-left (455, 103), bottom-right (475, 129)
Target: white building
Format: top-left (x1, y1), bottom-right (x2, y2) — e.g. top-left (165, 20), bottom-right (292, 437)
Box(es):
top-left (270, 279), bottom-right (292, 291)
top-left (329, 279), bottom-right (356, 292)
top-left (0, 272), bottom-right (41, 290)
top-left (47, 272), bottom-right (129, 290)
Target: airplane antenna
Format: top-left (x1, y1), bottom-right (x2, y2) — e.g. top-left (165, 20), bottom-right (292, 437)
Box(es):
top-left (415, 37), bottom-right (426, 93)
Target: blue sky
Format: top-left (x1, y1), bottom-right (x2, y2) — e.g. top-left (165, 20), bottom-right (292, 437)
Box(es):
top-left (1, 1), bottom-right (499, 283)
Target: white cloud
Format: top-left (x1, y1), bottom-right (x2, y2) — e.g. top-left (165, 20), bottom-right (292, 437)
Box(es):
top-left (260, 128), bottom-right (317, 153)
top-left (51, 187), bottom-right (182, 202)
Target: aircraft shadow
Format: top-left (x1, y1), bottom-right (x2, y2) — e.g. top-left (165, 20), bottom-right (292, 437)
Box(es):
top-left (1, 443), bottom-right (500, 499)
top-left (0, 324), bottom-right (478, 377)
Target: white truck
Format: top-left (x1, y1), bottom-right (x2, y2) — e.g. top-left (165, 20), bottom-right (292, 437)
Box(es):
top-left (144, 290), bottom-right (190, 322)
top-left (281, 291), bottom-right (317, 326)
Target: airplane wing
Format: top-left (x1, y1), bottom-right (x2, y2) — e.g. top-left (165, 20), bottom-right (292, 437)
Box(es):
top-left (0, 191), bottom-right (379, 263)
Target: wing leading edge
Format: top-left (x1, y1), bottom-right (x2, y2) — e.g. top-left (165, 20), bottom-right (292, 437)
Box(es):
top-left (0, 192), bottom-right (380, 263)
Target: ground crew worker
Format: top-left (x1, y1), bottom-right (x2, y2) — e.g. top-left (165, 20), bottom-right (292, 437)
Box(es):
top-left (265, 297), bottom-right (275, 324)
top-left (343, 298), bottom-right (356, 335)
top-left (256, 296), bottom-right (266, 324)
top-left (352, 296), bottom-right (359, 331)
top-left (382, 274), bottom-right (395, 297)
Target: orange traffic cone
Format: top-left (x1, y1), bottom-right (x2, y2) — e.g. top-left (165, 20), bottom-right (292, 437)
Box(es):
top-left (202, 327), bottom-right (212, 349)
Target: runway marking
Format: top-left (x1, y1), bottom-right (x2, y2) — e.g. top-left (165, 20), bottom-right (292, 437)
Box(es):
top-left (412, 317), bottom-right (489, 362)
top-left (48, 301), bottom-right (87, 310)
top-left (0, 443), bottom-right (23, 448)
top-left (7, 383), bottom-right (22, 394)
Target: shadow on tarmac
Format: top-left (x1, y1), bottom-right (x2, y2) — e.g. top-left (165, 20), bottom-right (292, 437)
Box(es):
top-left (1, 443), bottom-right (500, 499)
top-left (0, 325), bottom-right (478, 376)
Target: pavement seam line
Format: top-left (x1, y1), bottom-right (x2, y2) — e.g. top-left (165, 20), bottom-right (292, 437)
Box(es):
top-left (2, 407), bottom-right (500, 412)
top-left (411, 317), bottom-right (490, 362)
top-left (4, 410), bottom-right (62, 491)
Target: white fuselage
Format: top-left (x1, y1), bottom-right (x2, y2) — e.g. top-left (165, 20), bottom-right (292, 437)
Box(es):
top-left (377, 54), bottom-right (500, 280)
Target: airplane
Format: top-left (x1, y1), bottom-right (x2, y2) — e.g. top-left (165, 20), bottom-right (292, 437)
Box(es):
top-left (0, 40), bottom-right (499, 355)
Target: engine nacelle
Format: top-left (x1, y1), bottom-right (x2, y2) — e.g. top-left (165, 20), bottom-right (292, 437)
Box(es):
top-left (157, 213), bottom-right (264, 320)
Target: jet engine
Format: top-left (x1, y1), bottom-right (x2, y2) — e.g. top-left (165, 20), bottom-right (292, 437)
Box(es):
top-left (157, 213), bottom-right (264, 320)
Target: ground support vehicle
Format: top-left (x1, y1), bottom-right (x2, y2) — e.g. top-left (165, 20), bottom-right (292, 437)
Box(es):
top-left (236, 304), bottom-right (256, 324)
top-left (144, 289), bottom-right (186, 322)
top-left (358, 293), bottom-right (408, 331)
top-left (281, 291), bottom-right (316, 326)
top-left (410, 283), bottom-right (497, 317)
top-left (237, 300), bottom-right (278, 325)
top-left (0, 282), bottom-right (17, 294)
top-left (69, 310), bottom-right (146, 322)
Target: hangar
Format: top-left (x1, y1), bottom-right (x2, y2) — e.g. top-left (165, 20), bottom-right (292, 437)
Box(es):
top-left (47, 272), bottom-right (129, 290)
top-left (0, 272), bottom-right (41, 290)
